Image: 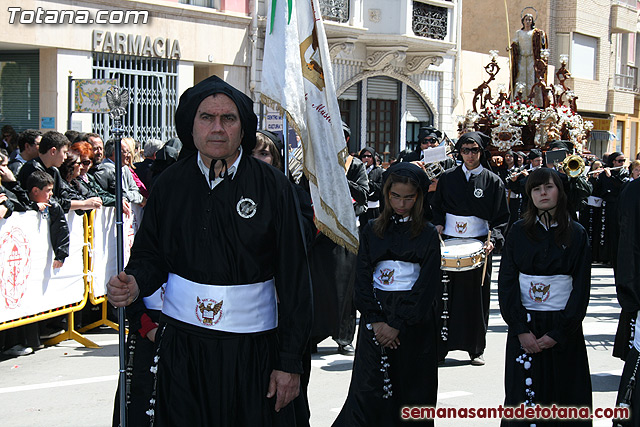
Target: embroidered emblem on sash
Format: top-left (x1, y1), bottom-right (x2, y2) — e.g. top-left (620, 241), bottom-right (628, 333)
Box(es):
top-left (195, 297), bottom-right (223, 326)
top-left (474, 188), bottom-right (484, 198)
top-left (378, 268), bottom-right (395, 285)
top-left (455, 222), bottom-right (468, 234)
top-left (236, 197), bottom-right (257, 218)
top-left (529, 282), bottom-right (551, 303)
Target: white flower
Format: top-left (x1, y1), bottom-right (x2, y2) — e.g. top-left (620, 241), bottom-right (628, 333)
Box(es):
top-left (146, 409), bottom-right (155, 416)
top-left (525, 378), bottom-right (532, 386)
top-left (154, 355), bottom-right (159, 363)
top-left (150, 366), bottom-right (158, 374)
top-left (524, 361), bottom-right (531, 370)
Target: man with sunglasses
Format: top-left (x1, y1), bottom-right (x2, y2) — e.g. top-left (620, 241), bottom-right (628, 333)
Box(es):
top-left (431, 132), bottom-right (509, 366)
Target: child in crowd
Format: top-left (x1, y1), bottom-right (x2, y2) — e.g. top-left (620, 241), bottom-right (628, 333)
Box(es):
top-left (26, 170), bottom-right (69, 268)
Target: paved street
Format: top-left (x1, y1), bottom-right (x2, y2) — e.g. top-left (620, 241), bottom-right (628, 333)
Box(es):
top-left (0, 257), bottom-right (625, 426)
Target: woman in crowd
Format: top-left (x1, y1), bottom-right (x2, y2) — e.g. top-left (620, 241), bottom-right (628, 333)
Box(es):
top-left (334, 162), bottom-right (441, 426)
top-left (498, 168), bottom-right (592, 426)
top-left (121, 137), bottom-right (148, 199)
top-left (69, 141), bottom-right (116, 208)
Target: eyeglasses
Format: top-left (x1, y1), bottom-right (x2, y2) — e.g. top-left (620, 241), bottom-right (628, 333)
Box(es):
top-left (361, 154), bottom-right (372, 158)
top-left (460, 147), bottom-right (481, 155)
top-left (389, 193), bottom-right (417, 203)
top-left (423, 138), bottom-right (438, 145)
top-left (75, 162), bottom-right (82, 166)
top-left (614, 158), bottom-right (626, 163)
top-left (81, 160), bottom-right (92, 166)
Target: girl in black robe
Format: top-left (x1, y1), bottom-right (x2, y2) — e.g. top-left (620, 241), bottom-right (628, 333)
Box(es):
top-left (499, 168), bottom-right (592, 426)
top-left (333, 162), bottom-right (441, 427)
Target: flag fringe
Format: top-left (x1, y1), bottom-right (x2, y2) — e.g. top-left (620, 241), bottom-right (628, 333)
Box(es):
top-left (260, 93), bottom-right (359, 253)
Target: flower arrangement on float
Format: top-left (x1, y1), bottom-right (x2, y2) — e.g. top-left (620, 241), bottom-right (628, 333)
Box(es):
top-left (458, 52), bottom-right (593, 154)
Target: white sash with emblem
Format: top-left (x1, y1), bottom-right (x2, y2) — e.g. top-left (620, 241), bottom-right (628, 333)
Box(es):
top-left (143, 283), bottom-right (166, 311)
top-left (519, 273), bottom-right (573, 311)
top-left (372, 260), bottom-right (420, 291)
top-left (444, 213), bottom-right (489, 238)
top-left (162, 273), bottom-right (277, 333)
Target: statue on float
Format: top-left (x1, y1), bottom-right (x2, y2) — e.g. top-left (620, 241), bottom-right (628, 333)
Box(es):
top-left (510, 8), bottom-right (547, 106)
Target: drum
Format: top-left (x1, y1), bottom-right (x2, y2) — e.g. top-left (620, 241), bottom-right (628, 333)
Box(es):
top-left (440, 238), bottom-right (486, 271)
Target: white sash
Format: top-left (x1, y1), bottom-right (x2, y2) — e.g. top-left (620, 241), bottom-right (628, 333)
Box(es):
top-left (162, 273), bottom-right (278, 333)
top-left (444, 213), bottom-right (489, 238)
top-left (367, 200), bottom-right (380, 209)
top-left (586, 196), bottom-right (603, 207)
top-left (143, 283), bottom-right (166, 311)
top-left (519, 273), bottom-right (573, 311)
top-left (373, 260), bottom-right (420, 291)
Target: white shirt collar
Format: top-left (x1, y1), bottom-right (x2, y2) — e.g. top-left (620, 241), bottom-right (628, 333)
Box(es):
top-left (536, 216), bottom-right (558, 231)
top-left (197, 146), bottom-right (243, 189)
top-left (462, 163), bottom-right (484, 181)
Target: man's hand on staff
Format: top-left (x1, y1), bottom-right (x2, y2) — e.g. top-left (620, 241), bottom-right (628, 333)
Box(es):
top-left (107, 271), bottom-right (140, 307)
top-left (266, 370), bottom-right (300, 412)
top-left (484, 240), bottom-right (494, 255)
top-left (435, 225), bottom-right (444, 235)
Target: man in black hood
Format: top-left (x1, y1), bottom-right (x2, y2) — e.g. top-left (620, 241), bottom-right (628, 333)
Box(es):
top-left (107, 75), bottom-right (312, 426)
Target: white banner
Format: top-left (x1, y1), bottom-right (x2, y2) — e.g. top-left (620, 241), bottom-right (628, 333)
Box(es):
top-left (91, 206), bottom-right (140, 299)
top-left (0, 211), bottom-right (85, 323)
top-left (261, 0), bottom-right (359, 253)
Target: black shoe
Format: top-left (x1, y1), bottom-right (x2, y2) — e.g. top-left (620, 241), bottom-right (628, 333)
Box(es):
top-left (338, 344), bottom-right (355, 356)
top-left (469, 353), bottom-right (485, 366)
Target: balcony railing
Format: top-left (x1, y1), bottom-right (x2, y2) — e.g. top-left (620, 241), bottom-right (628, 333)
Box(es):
top-left (615, 65), bottom-right (638, 92)
top-left (319, 0), bottom-right (349, 23)
top-left (412, 2), bottom-right (448, 40)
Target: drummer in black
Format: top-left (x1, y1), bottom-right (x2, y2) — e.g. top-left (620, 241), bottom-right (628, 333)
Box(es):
top-left (431, 131), bottom-right (510, 365)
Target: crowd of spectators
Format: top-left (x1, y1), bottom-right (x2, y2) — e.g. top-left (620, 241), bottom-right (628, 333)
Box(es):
top-left (0, 126), bottom-right (175, 357)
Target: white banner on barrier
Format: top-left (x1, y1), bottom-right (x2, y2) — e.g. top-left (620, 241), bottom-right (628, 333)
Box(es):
top-left (91, 206), bottom-right (140, 299)
top-left (0, 211), bottom-right (85, 323)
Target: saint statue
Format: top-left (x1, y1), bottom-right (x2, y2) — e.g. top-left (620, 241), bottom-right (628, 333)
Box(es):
top-left (510, 9), bottom-right (547, 106)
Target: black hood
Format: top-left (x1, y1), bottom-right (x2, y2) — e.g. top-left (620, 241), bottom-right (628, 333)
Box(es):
top-left (175, 75), bottom-right (257, 160)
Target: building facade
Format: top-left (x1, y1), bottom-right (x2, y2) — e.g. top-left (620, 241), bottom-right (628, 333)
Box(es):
top-left (458, 0), bottom-right (640, 160)
top-left (0, 0), bottom-right (251, 143)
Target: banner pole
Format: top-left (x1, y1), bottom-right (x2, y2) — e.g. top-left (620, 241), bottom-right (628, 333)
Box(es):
top-left (106, 86), bottom-right (130, 427)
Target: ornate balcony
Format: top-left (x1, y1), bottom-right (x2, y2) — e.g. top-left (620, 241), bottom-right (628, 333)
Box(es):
top-left (412, 2), bottom-right (448, 40)
top-left (319, 0), bottom-right (349, 23)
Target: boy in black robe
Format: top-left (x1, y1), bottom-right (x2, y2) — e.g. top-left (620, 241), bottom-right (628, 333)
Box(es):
top-left (107, 76), bottom-right (312, 426)
top-left (431, 132), bottom-right (509, 365)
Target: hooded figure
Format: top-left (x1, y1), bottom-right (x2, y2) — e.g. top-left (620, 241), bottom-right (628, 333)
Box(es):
top-left (112, 75), bottom-right (312, 426)
top-left (176, 75), bottom-right (257, 160)
top-left (358, 145), bottom-right (384, 228)
top-left (455, 131), bottom-right (494, 171)
top-left (399, 125), bottom-right (444, 163)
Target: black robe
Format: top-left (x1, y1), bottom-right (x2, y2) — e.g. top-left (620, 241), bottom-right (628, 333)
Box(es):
top-left (334, 219), bottom-right (442, 427)
top-left (309, 158), bottom-right (368, 346)
top-left (431, 166), bottom-right (509, 357)
top-left (124, 152), bottom-right (312, 427)
top-left (498, 220), bottom-right (592, 426)
top-left (614, 179), bottom-right (640, 427)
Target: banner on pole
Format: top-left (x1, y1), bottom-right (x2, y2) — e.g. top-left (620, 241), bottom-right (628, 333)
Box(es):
top-left (261, 0), bottom-right (359, 253)
top-left (74, 79), bottom-right (118, 113)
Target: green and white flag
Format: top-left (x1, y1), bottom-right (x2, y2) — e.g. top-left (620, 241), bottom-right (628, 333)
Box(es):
top-left (261, 0), bottom-right (358, 253)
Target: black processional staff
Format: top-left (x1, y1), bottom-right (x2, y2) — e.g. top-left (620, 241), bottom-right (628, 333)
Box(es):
top-left (106, 86), bottom-right (130, 427)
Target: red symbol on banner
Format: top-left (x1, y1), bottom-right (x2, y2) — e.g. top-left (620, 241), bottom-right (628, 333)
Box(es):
top-left (0, 227), bottom-right (31, 309)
